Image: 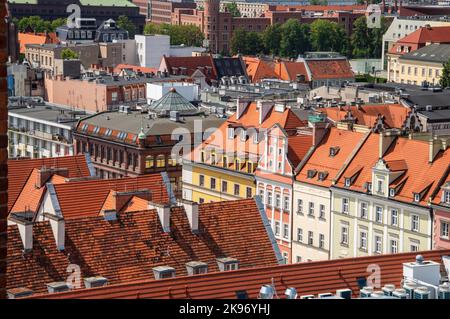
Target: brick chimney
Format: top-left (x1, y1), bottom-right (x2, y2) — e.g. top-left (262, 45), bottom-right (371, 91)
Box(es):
top-left (44, 213), bottom-right (65, 251)
top-left (36, 167), bottom-right (69, 188)
top-left (0, 0), bottom-right (8, 299)
top-left (179, 199), bottom-right (199, 233)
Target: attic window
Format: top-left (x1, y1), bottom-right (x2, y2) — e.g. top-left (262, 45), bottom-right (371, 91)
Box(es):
top-left (345, 178), bottom-right (351, 187)
top-left (186, 261), bottom-right (208, 276)
top-left (46, 282), bottom-right (71, 294)
top-left (364, 182), bottom-right (372, 193)
top-left (329, 147), bottom-right (340, 157)
top-left (93, 126), bottom-right (100, 134)
top-left (389, 188), bottom-right (396, 197)
top-left (307, 169), bottom-right (317, 179)
top-left (444, 191), bottom-right (450, 204)
top-left (413, 193), bottom-right (421, 202)
top-left (152, 266), bottom-right (175, 280)
top-left (216, 257), bottom-right (239, 271)
top-left (318, 171), bottom-right (328, 181)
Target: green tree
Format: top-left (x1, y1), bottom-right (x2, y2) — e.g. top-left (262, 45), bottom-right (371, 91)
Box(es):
top-left (262, 23), bottom-right (282, 55)
top-left (310, 20), bottom-right (348, 55)
top-left (144, 22), bottom-right (161, 35)
top-left (440, 58), bottom-right (450, 88)
top-left (17, 16), bottom-right (66, 33)
top-left (143, 23), bottom-right (203, 46)
top-left (230, 27), bottom-right (249, 55)
top-left (351, 16), bottom-right (388, 58)
top-left (117, 15), bottom-right (137, 38)
top-left (225, 2), bottom-right (241, 17)
top-left (61, 48), bottom-right (79, 60)
top-left (246, 32), bottom-right (263, 55)
top-left (279, 19), bottom-right (311, 59)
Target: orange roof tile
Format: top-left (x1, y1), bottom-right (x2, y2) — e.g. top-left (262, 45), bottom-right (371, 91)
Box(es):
top-left (319, 104), bottom-right (409, 129)
top-left (336, 134), bottom-right (450, 206)
top-left (306, 59), bottom-right (354, 80)
top-left (389, 26), bottom-right (450, 55)
top-left (287, 135), bottom-right (313, 168)
top-left (278, 61), bottom-right (310, 82)
top-left (52, 174), bottom-right (170, 219)
top-left (19, 32), bottom-right (59, 54)
top-left (243, 57), bottom-right (278, 83)
top-left (297, 127), bottom-right (366, 187)
top-left (114, 64), bottom-right (158, 75)
top-left (34, 249), bottom-right (450, 299)
top-left (7, 199), bottom-right (280, 295)
top-left (162, 55), bottom-right (217, 83)
top-left (8, 155), bottom-right (92, 212)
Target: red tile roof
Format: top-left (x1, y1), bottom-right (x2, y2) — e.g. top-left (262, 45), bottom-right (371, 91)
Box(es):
top-left (389, 26), bottom-right (450, 55)
top-left (296, 127), bottom-right (366, 187)
top-left (319, 104), bottom-right (410, 129)
top-left (114, 64), bottom-right (158, 75)
top-left (243, 57), bottom-right (310, 83)
top-left (306, 59), bottom-right (354, 80)
top-left (33, 249), bottom-right (450, 299)
top-left (7, 199), bottom-right (280, 295)
top-left (8, 155), bottom-right (92, 212)
top-left (161, 55), bottom-right (217, 83)
top-left (51, 174), bottom-right (170, 219)
top-left (19, 32), bottom-right (59, 54)
top-left (335, 134), bottom-right (450, 206)
top-left (278, 61), bottom-right (310, 82)
top-left (287, 134), bottom-right (313, 168)
top-left (243, 57), bottom-right (278, 83)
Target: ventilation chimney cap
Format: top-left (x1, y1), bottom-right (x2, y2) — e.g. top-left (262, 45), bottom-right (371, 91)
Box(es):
top-left (416, 254), bottom-right (424, 264)
top-left (7, 287), bottom-right (34, 299)
top-left (84, 276), bottom-right (108, 288)
top-left (46, 282), bottom-right (71, 294)
top-left (152, 266), bottom-right (175, 280)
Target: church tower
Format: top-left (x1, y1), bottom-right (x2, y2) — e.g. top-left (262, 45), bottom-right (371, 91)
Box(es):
top-left (203, 0), bottom-right (220, 53)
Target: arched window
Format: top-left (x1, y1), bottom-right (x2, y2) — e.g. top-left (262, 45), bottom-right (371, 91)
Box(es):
top-left (156, 155), bottom-right (166, 168)
top-left (145, 155), bottom-right (154, 168)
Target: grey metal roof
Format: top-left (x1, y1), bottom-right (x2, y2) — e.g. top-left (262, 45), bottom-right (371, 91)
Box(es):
top-left (404, 90), bottom-right (450, 109)
top-left (400, 43), bottom-right (450, 63)
top-left (149, 88), bottom-right (199, 116)
top-left (80, 110), bottom-right (226, 137)
top-left (418, 108), bottom-right (450, 122)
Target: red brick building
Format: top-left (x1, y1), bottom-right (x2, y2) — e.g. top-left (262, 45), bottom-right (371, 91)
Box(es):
top-left (171, 1), bottom-right (365, 54)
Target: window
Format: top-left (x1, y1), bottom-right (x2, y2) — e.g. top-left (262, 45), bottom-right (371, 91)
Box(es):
top-left (308, 202), bottom-right (315, 217)
top-left (297, 228), bottom-right (303, 242)
top-left (296, 256), bottom-right (302, 263)
top-left (319, 204), bottom-right (325, 219)
top-left (342, 198), bottom-right (349, 214)
top-left (391, 209), bottom-right (398, 226)
top-left (267, 191), bottom-right (272, 206)
top-left (199, 198), bottom-right (205, 204)
top-left (274, 221), bottom-right (280, 236)
top-left (200, 151), bottom-right (205, 163)
top-left (283, 196), bottom-right (289, 211)
top-left (199, 175), bottom-right (205, 187)
top-left (234, 184), bottom-right (240, 196)
top-left (156, 155), bottom-right (165, 168)
top-left (375, 235), bottom-right (382, 254)
top-left (360, 231), bottom-right (367, 251)
top-left (283, 224), bottom-right (289, 240)
top-left (390, 239), bottom-right (398, 254)
top-left (222, 181), bottom-right (228, 193)
top-left (319, 234), bottom-right (325, 249)
top-left (414, 193), bottom-right (421, 202)
top-left (228, 127), bottom-right (234, 139)
top-left (275, 193), bottom-right (281, 209)
top-left (375, 206), bottom-right (383, 223)
top-left (341, 226), bottom-right (348, 245)
top-left (308, 231), bottom-right (314, 246)
top-left (377, 179), bottom-right (384, 194)
top-left (210, 177), bottom-right (216, 190)
top-left (297, 199), bottom-right (303, 214)
top-left (223, 156), bottom-right (228, 167)
top-left (360, 202), bottom-right (368, 219)
top-left (441, 221), bottom-right (449, 239)
top-left (345, 179), bottom-right (351, 187)
top-left (411, 214), bottom-right (419, 232)
top-left (145, 155), bottom-right (154, 168)
top-left (246, 187), bottom-right (252, 199)
top-left (444, 191), bottom-right (450, 204)
top-left (410, 243), bottom-right (419, 252)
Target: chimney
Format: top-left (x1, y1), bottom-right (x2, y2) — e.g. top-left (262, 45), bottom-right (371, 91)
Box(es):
top-left (378, 131), bottom-right (397, 158)
top-left (149, 202), bottom-right (171, 232)
top-left (179, 199), bottom-right (199, 233)
top-left (36, 167), bottom-right (69, 188)
top-left (44, 213), bottom-right (65, 251)
top-left (257, 100), bottom-right (273, 125)
top-left (9, 215), bottom-right (33, 252)
top-left (429, 138), bottom-right (442, 163)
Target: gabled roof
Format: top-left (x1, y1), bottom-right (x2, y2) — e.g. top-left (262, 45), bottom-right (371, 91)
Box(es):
top-left (297, 127), bottom-right (366, 187)
top-left (287, 135), bottom-right (313, 168)
top-left (51, 174), bottom-right (170, 219)
top-left (335, 134), bottom-right (450, 206)
top-left (33, 249), bottom-right (450, 299)
top-left (243, 57), bottom-right (278, 83)
top-left (400, 43), bottom-right (450, 64)
top-left (7, 199), bottom-right (280, 295)
top-left (389, 26), bottom-right (450, 55)
top-left (161, 55), bottom-right (217, 83)
top-left (319, 104), bottom-right (409, 129)
top-left (18, 32), bottom-right (59, 54)
top-left (277, 61), bottom-right (310, 82)
top-left (8, 155), bottom-right (93, 212)
top-left (305, 58), bottom-right (354, 80)
top-left (113, 64), bottom-right (158, 75)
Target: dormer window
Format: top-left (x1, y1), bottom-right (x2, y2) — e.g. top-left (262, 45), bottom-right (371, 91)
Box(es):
top-left (152, 266), bottom-right (175, 280)
top-left (414, 193), bottom-right (421, 202)
top-left (240, 129), bottom-right (246, 142)
top-left (377, 179), bottom-right (384, 195)
top-left (345, 178), bottom-right (351, 187)
top-left (216, 257), bottom-right (239, 271)
top-left (307, 169), bottom-right (317, 179)
top-left (444, 191), bottom-right (450, 204)
top-left (329, 147), bottom-right (340, 157)
top-left (185, 261), bottom-right (208, 276)
top-left (228, 127), bottom-right (234, 139)
top-left (389, 188), bottom-right (396, 197)
top-left (364, 182), bottom-right (372, 193)
top-left (318, 171), bottom-right (328, 181)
